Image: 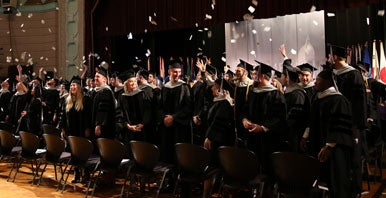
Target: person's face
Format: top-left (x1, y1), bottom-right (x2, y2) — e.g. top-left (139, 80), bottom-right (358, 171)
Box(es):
top-left (314, 76), bottom-right (329, 92)
top-left (251, 70), bottom-right (258, 81)
top-left (70, 83), bottom-right (79, 95)
top-left (148, 74), bottom-right (155, 83)
top-left (211, 84), bottom-right (220, 97)
top-left (169, 68), bottom-right (181, 82)
top-left (94, 73), bottom-right (106, 87)
top-left (196, 72), bottom-right (202, 81)
top-left (109, 77), bottom-right (116, 86)
top-left (1, 81), bottom-right (9, 89)
top-left (235, 67), bottom-right (245, 79)
top-left (300, 71), bottom-right (312, 85)
top-left (126, 77), bottom-right (137, 91)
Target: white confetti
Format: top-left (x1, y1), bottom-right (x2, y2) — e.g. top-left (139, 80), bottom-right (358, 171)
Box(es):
top-left (313, 20), bottom-right (318, 26)
top-left (127, 32), bottom-right (133, 40)
top-left (291, 49), bottom-right (297, 55)
top-left (248, 6), bottom-right (255, 13)
top-left (211, 4), bottom-right (215, 10)
top-left (310, 5), bottom-right (316, 12)
top-left (250, 50), bottom-right (256, 55)
top-left (204, 28), bottom-right (209, 31)
top-left (16, 12), bottom-right (21, 17)
top-left (40, 56), bottom-right (44, 60)
top-left (6, 56), bottom-right (11, 63)
top-left (378, 10), bottom-right (385, 16)
top-left (263, 26), bottom-right (271, 32)
top-left (52, 46), bottom-right (56, 51)
top-left (111, 61), bottom-right (115, 64)
top-left (43, 71), bottom-right (47, 75)
top-left (45, 57), bottom-right (48, 61)
top-left (20, 23), bottom-right (24, 28)
top-left (221, 57), bottom-right (226, 62)
top-left (243, 13), bottom-right (254, 21)
top-left (230, 39), bottom-right (236, 43)
top-left (252, 29), bottom-right (257, 34)
top-left (32, 72), bottom-right (36, 76)
top-left (269, 38), bottom-right (272, 42)
top-left (9, 48), bottom-right (12, 52)
top-left (55, 7), bottom-right (59, 10)
top-left (21, 29), bottom-right (26, 32)
top-left (170, 16), bottom-right (178, 22)
top-left (6, 31), bottom-right (10, 34)
top-left (327, 13), bottom-right (335, 17)
top-left (189, 34), bottom-right (193, 40)
top-left (144, 29), bottom-right (148, 33)
top-left (28, 13), bottom-right (33, 18)
top-left (105, 47), bottom-right (109, 51)
top-left (41, 19), bottom-right (45, 24)
top-left (366, 17), bottom-right (370, 25)
top-left (53, 68), bottom-right (57, 72)
top-left (198, 29), bottom-right (203, 32)
top-left (105, 26), bottom-right (108, 31)
top-left (15, 58), bottom-right (19, 62)
top-left (195, 23), bottom-right (199, 27)
top-left (205, 14), bottom-right (212, 20)
top-left (153, 12), bottom-right (157, 17)
top-left (48, 28), bottom-right (52, 33)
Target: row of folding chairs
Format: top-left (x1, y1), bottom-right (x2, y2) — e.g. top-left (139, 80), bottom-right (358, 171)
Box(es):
top-left (1, 129), bottom-right (324, 198)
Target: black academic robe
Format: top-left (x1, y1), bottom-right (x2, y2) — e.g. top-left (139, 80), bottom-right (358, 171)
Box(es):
top-left (241, 86), bottom-right (287, 175)
top-left (8, 92), bottom-right (30, 133)
top-left (233, 79), bottom-right (253, 145)
top-left (160, 81), bottom-right (192, 163)
top-left (285, 85), bottom-right (310, 152)
top-left (42, 87), bottom-right (60, 125)
top-left (59, 95), bottom-right (92, 137)
top-left (206, 99), bottom-right (235, 167)
top-left (309, 92), bottom-right (353, 198)
top-left (304, 85), bottom-right (315, 103)
top-left (92, 86), bottom-right (116, 138)
top-left (26, 97), bottom-right (42, 136)
top-left (117, 90), bottom-right (152, 143)
top-left (0, 90), bottom-right (12, 121)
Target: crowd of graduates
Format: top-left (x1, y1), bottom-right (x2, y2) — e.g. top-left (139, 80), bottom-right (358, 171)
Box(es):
top-left (1, 44), bottom-right (386, 197)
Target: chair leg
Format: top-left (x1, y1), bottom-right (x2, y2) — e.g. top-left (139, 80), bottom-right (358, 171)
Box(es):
top-left (120, 166), bottom-right (132, 198)
top-left (7, 158), bottom-right (19, 182)
top-left (12, 160), bottom-right (23, 182)
top-left (173, 174), bottom-right (180, 195)
top-left (61, 166), bottom-right (73, 193)
top-left (89, 170), bottom-right (102, 198)
top-left (57, 160), bottom-right (70, 191)
top-left (259, 182), bottom-right (265, 198)
top-left (156, 169), bottom-right (170, 198)
top-left (37, 163), bottom-right (48, 186)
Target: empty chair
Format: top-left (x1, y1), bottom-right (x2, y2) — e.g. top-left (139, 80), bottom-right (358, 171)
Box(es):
top-left (11, 131), bottom-right (46, 183)
top-left (127, 141), bottom-right (173, 198)
top-left (0, 130), bottom-right (21, 161)
top-left (33, 134), bottom-right (71, 186)
top-left (174, 143), bottom-right (211, 196)
top-left (60, 136), bottom-right (99, 193)
top-left (85, 138), bottom-right (131, 197)
top-left (218, 146), bottom-right (265, 197)
top-left (271, 152), bottom-right (320, 198)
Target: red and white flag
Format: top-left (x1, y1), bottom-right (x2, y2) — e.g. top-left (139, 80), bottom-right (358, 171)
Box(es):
top-left (379, 40), bottom-right (386, 84)
top-left (372, 40), bottom-right (379, 80)
top-left (159, 56), bottom-right (165, 78)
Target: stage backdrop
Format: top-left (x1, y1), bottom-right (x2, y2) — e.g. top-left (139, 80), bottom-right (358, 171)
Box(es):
top-left (225, 10), bottom-right (325, 74)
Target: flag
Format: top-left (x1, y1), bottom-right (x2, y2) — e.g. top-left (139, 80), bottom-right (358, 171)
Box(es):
top-left (372, 40), bottom-right (379, 80)
top-left (363, 43), bottom-right (372, 78)
top-left (159, 56), bottom-right (165, 78)
top-left (380, 40), bottom-right (386, 83)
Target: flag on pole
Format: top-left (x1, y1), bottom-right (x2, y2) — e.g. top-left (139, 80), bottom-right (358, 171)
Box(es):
top-left (379, 40), bottom-right (386, 83)
top-left (372, 40), bottom-right (379, 80)
top-left (159, 56), bottom-right (165, 78)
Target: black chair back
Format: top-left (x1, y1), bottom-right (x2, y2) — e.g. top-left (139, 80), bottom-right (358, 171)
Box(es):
top-left (130, 141), bottom-right (160, 171)
top-left (0, 130), bottom-right (18, 155)
top-left (67, 136), bottom-right (93, 166)
top-left (175, 143), bottom-right (210, 174)
top-left (97, 138), bottom-right (125, 170)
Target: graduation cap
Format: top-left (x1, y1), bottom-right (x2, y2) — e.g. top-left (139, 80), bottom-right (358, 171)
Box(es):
top-left (168, 61), bottom-right (182, 69)
top-left (237, 59), bottom-right (254, 71)
top-left (225, 70), bottom-right (234, 77)
top-left (70, 76), bottom-right (82, 85)
top-left (119, 71), bottom-right (136, 83)
top-left (96, 66), bottom-right (108, 78)
top-left (137, 69), bottom-right (149, 79)
top-left (331, 45), bottom-right (347, 58)
top-left (297, 63), bottom-right (317, 73)
top-left (215, 77), bottom-right (233, 93)
top-left (354, 61), bottom-right (369, 73)
top-left (254, 60), bottom-right (277, 78)
top-left (283, 64), bottom-right (301, 82)
top-left (34, 76), bottom-right (43, 84)
top-left (206, 64), bottom-right (217, 75)
top-left (317, 68), bottom-right (334, 83)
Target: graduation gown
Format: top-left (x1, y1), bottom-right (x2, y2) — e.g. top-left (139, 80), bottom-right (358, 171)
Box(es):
top-left (206, 98), bottom-right (235, 167)
top-left (59, 95), bottom-right (92, 137)
top-left (117, 89), bottom-right (152, 143)
top-left (8, 92), bottom-right (30, 133)
top-left (285, 84), bottom-right (310, 152)
top-left (42, 87), bottom-right (60, 125)
top-left (161, 80), bottom-right (192, 163)
top-left (241, 84), bottom-right (287, 175)
top-left (303, 82), bottom-right (316, 103)
top-left (308, 88), bottom-right (353, 198)
top-left (92, 85), bottom-right (116, 138)
top-left (26, 97), bottom-right (42, 135)
top-left (233, 78), bottom-right (253, 144)
top-left (0, 89), bottom-right (12, 121)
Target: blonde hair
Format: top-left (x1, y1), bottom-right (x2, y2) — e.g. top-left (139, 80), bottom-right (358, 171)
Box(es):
top-left (65, 83), bottom-right (84, 112)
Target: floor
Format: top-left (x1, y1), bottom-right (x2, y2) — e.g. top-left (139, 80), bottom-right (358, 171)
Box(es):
top-left (0, 159), bottom-right (386, 198)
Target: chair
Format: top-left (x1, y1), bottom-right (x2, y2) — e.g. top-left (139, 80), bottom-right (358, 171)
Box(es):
top-left (173, 143), bottom-right (211, 196)
top-left (10, 131), bottom-right (46, 183)
top-left (85, 138), bottom-right (131, 198)
top-left (271, 152), bottom-right (320, 198)
top-left (59, 136), bottom-right (99, 193)
top-left (127, 141), bottom-right (173, 198)
top-left (33, 134), bottom-right (71, 186)
top-left (42, 124), bottom-right (60, 136)
top-left (218, 146), bottom-right (266, 197)
top-left (0, 130), bottom-right (21, 161)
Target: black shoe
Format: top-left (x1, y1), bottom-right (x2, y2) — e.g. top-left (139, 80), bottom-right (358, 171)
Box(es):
top-left (71, 177), bottom-right (81, 183)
